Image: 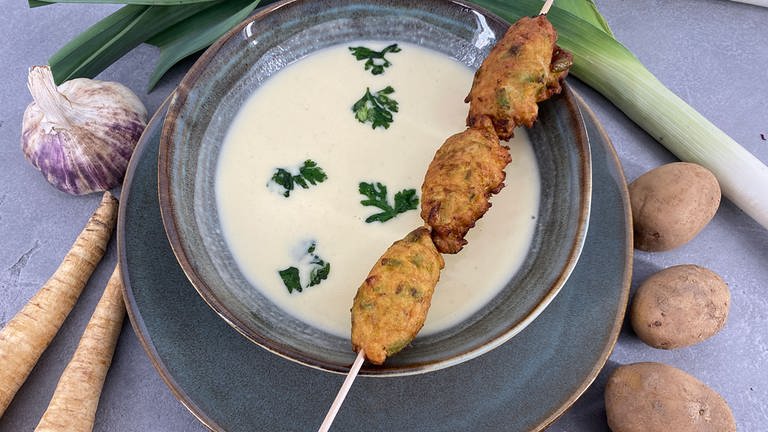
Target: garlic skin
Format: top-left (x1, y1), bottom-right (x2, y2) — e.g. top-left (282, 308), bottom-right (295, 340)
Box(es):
top-left (21, 66), bottom-right (147, 195)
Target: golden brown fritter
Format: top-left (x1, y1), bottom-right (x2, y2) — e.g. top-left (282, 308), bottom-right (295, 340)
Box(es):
top-left (351, 227), bottom-right (444, 365)
top-left (420, 117), bottom-right (511, 254)
top-left (465, 15), bottom-right (573, 140)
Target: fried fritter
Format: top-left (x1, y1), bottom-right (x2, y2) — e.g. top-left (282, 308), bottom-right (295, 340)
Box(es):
top-left (351, 227), bottom-right (444, 365)
top-left (466, 15), bottom-right (573, 140)
top-left (420, 117), bottom-right (511, 254)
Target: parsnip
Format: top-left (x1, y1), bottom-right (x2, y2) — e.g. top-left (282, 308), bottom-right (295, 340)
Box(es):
top-left (0, 192), bottom-right (117, 416)
top-left (35, 265), bottom-right (126, 432)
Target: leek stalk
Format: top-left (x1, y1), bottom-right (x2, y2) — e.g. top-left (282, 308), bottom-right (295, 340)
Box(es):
top-left (144, 0), bottom-right (264, 89)
top-left (474, 0), bottom-right (768, 230)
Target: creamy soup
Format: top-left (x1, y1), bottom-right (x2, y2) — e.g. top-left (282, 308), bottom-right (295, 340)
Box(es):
top-left (216, 42), bottom-right (540, 338)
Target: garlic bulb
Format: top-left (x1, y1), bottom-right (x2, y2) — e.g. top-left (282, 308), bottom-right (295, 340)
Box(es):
top-left (21, 66), bottom-right (147, 195)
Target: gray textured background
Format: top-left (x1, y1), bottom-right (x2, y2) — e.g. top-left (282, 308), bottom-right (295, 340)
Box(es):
top-left (1, 1), bottom-right (766, 431)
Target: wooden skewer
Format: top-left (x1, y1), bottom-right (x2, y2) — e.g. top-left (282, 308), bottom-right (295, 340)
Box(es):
top-left (539, 0), bottom-right (555, 15)
top-left (317, 350), bottom-right (366, 432)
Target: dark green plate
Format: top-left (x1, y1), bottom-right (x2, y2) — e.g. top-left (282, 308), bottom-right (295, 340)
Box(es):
top-left (118, 90), bottom-right (631, 431)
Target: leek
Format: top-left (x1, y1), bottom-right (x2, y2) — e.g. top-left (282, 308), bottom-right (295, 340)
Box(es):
top-left (144, 0), bottom-right (265, 90)
top-left (48, 3), bottom-right (217, 83)
top-left (474, 0), bottom-right (768, 230)
top-left (28, 0), bottom-right (217, 7)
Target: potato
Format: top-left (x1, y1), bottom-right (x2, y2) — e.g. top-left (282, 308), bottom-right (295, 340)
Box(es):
top-left (605, 362), bottom-right (736, 432)
top-left (630, 264), bottom-right (729, 349)
top-left (629, 162), bottom-right (720, 251)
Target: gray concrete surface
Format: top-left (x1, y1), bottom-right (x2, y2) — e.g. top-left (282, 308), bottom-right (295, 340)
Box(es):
top-left (1, 1), bottom-right (766, 430)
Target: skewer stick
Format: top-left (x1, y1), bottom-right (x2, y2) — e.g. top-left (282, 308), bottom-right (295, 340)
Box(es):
top-left (539, 0), bottom-right (555, 15)
top-left (317, 350), bottom-right (366, 432)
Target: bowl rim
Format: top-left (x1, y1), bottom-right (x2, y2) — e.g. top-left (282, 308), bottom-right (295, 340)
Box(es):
top-left (157, 0), bottom-right (592, 376)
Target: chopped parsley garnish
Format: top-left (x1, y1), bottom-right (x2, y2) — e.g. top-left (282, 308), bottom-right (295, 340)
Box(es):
top-left (278, 241), bottom-right (331, 294)
top-left (268, 159), bottom-right (327, 197)
top-left (352, 86), bottom-right (399, 129)
top-left (309, 259), bottom-right (331, 287)
top-left (348, 44), bottom-right (401, 75)
top-left (359, 181), bottom-right (419, 223)
top-left (278, 267), bottom-right (302, 294)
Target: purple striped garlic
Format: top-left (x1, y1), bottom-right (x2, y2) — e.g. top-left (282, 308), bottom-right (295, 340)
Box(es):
top-left (21, 66), bottom-right (147, 195)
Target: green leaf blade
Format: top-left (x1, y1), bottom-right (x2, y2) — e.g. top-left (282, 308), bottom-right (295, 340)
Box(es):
top-left (146, 0), bottom-right (274, 89)
top-left (48, 5), bottom-right (148, 83)
top-left (32, 0), bottom-right (217, 5)
top-left (551, 0), bottom-right (613, 36)
top-left (48, 2), bottom-right (215, 83)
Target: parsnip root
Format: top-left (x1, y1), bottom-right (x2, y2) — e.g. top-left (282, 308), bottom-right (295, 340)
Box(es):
top-left (34, 265), bottom-right (126, 432)
top-left (0, 192), bottom-right (118, 417)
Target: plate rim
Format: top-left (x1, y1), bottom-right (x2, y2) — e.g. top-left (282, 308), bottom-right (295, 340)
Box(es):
top-left (118, 94), bottom-right (222, 432)
top-left (118, 89), bottom-right (631, 432)
top-left (542, 90), bottom-right (633, 428)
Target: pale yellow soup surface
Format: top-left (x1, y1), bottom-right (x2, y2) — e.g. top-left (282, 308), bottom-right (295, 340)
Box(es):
top-left (215, 41), bottom-right (540, 338)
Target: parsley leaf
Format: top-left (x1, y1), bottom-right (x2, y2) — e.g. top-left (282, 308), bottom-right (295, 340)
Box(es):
top-left (299, 160), bottom-right (327, 185)
top-left (268, 159), bottom-right (328, 197)
top-left (278, 241), bottom-right (331, 293)
top-left (348, 43), bottom-right (401, 75)
top-left (393, 189), bottom-right (420, 214)
top-left (359, 181), bottom-right (419, 223)
top-left (359, 182), bottom-right (390, 211)
top-left (309, 261), bottom-right (331, 287)
top-left (352, 86), bottom-right (399, 129)
top-left (270, 168), bottom-right (294, 198)
top-left (278, 267), bottom-right (302, 293)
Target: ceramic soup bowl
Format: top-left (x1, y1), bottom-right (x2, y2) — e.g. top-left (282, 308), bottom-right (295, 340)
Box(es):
top-left (158, 0), bottom-right (591, 375)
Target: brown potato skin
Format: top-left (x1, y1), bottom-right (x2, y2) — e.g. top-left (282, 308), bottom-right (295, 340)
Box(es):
top-left (629, 162), bottom-right (721, 251)
top-left (351, 227), bottom-right (444, 365)
top-left (465, 15), bottom-right (572, 140)
top-left (630, 265), bottom-right (729, 349)
top-left (420, 117), bottom-right (511, 254)
top-left (605, 362), bottom-right (736, 432)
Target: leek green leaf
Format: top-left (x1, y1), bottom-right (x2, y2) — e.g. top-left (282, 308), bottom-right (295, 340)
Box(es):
top-left (48, 3), bottom-right (216, 83)
top-left (552, 0), bottom-right (613, 36)
top-left (47, 5), bottom-right (148, 83)
top-left (146, 0), bottom-right (273, 89)
top-left (29, 0), bottom-right (216, 7)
